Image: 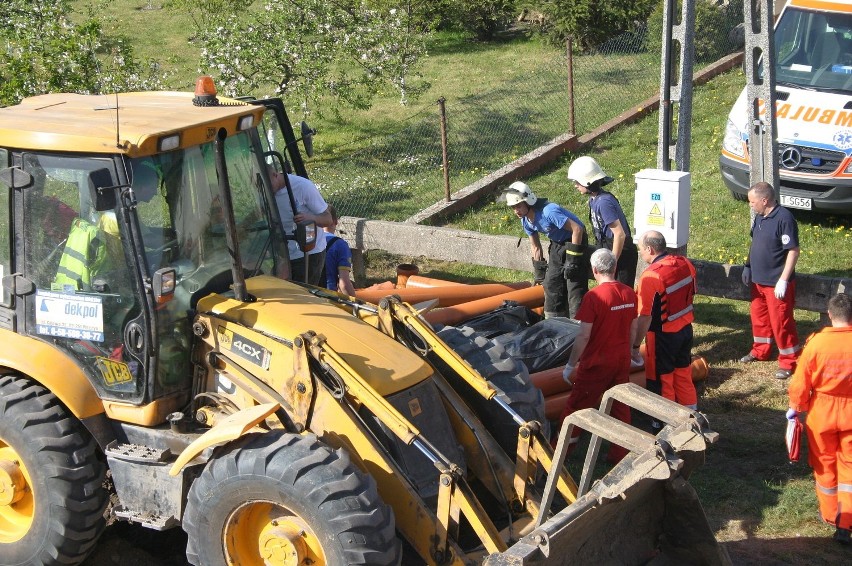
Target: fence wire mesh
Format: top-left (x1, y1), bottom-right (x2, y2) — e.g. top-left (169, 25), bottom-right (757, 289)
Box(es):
top-left (308, 12), bottom-right (743, 223)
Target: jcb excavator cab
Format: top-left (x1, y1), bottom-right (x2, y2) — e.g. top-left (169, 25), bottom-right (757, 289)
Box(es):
top-left (0, 120), bottom-right (288, 406)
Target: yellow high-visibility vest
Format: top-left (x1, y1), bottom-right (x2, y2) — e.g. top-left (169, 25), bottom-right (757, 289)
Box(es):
top-left (52, 218), bottom-right (107, 291)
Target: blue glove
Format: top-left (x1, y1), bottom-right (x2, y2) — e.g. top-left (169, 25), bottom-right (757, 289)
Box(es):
top-left (742, 265), bottom-right (751, 286)
top-left (786, 408), bottom-right (799, 422)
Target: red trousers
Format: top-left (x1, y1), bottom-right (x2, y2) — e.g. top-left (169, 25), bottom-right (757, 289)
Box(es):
top-left (749, 282), bottom-right (800, 371)
top-left (806, 394), bottom-right (852, 530)
top-left (558, 357), bottom-right (631, 463)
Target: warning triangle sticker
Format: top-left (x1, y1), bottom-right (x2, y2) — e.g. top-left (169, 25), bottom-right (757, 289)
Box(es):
top-left (649, 203), bottom-right (662, 216)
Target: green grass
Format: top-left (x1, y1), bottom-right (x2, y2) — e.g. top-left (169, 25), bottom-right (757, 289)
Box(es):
top-left (81, 1), bottom-right (201, 90)
top-left (447, 67), bottom-right (852, 276)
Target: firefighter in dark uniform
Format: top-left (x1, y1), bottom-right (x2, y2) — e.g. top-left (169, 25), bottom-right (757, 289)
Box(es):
top-left (568, 156), bottom-right (638, 287)
top-left (503, 181), bottom-right (588, 319)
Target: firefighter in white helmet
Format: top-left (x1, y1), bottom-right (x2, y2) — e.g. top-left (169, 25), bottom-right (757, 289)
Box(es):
top-left (567, 156), bottom-right (638, 287)
top-left (502, 180), bottom-right (588, 319)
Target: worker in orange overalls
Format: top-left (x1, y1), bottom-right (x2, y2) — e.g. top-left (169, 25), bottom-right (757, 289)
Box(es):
top-left (787, 292), bottom-right (852, 544)
top-left (634, 230), bottom-right (698, 410)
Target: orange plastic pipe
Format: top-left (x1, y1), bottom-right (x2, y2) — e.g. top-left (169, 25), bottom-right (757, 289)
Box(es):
top-left (403, 275), bottom-right (466, 288)
top-left (545, 391), bottom-right (570, 422)
top-left (423, 285), bottom-right (545, 327)
top-left (395, 264), bottom-right (420, 287)
top-left (691, 356), bottom-right (709, 382)
top-left (355, 283), bottom-right (538, 308)
top-left (530, 367), bottom-right (569, 397)
top-left (404, 275), bottom-right (533, 291)
top-left (357, 281), bottom-right (395, 291)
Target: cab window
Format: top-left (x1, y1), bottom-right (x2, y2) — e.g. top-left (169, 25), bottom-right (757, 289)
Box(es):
top-left (0, 149), bottom-right (11, 308)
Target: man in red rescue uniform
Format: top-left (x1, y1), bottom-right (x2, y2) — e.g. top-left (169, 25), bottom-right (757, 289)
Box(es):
top-left (634, 230), bottom-right (698, 410)
top-left (740, 181), bottom-right (801, 379)
top-left (787, 292), bottom-right (852, 544)
top-left (558, 248), bottom-right (637, 463)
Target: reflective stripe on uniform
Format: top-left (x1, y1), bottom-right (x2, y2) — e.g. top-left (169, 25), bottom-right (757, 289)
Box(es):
top-left (666, 275), bottom-right (693, 295)
top-left (668, 304), bottom-right (694, 322)
top-left (779, 344), bottom-right (802, 355)
top-left (753, 336), bottom-right (772, 344)
top-left (817, 481), bottom-right (838, 496)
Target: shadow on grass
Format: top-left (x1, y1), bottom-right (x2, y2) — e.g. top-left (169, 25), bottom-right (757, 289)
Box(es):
top-left (723, 535), bottom-right (849, 565)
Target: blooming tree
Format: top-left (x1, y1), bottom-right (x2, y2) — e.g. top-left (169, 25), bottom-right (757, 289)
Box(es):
top-left (0, 0), bottom-right (166, 106)
top-left (179, 0), bottom-right (429, 114)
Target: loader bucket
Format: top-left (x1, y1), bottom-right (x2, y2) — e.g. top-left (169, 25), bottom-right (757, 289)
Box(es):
top-left (485, 383), bottom-right (730, 566)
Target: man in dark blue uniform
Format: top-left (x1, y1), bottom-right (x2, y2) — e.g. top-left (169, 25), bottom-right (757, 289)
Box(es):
top-left (740, 181), bottom-right (801, 379)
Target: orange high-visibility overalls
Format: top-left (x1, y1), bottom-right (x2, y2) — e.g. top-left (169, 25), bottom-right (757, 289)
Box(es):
top-left (788, 326), bottom-right (852, 530)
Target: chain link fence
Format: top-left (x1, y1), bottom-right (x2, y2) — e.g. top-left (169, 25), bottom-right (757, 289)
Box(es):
top-left (309, 11), bottom-right (744, 223)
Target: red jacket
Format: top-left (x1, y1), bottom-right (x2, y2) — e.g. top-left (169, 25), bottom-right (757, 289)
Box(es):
top-left (637, 254), bottom-right (697, 333)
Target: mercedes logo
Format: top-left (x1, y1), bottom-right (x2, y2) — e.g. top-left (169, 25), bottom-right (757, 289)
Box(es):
top-left (780, 147), bottom-right (802, 170)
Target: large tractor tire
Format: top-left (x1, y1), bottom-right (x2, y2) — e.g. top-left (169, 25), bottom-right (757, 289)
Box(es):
top-left (0, 374), bottom-right (108, 565)
top-left (434, 325), bottom-right (549, 457)
top-left (183, 431), bottom-right (400, 566)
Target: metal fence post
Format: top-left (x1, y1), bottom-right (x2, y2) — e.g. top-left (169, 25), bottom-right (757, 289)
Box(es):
top-left (567, 38), bottom-right (575, 136)
top-left (438, 97), bottom-right (451, 202)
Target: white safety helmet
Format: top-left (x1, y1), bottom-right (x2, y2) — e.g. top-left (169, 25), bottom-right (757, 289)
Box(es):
top-left (567, 156), bottom-right (610, 188)
top-left (504, 181), bottom-right (537, 206)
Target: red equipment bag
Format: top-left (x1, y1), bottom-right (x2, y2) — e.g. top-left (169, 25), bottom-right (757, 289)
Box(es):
top-left (786, 418), bottom-right (804, 463)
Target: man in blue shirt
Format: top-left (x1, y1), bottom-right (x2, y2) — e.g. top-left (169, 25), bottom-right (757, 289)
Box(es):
top-left (504, 181), bottom-right (588, 318)
top-left (323, 205), bottom-right (355, 295)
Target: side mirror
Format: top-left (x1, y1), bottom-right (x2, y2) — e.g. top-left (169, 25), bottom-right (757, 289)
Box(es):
top-left (0, 167), bottom-right (33, 190)
top-left (296, 220), bottom-right (317, 253)
top-left (88, 168), bottom-right (117, 211)
top-left (152, 267), bottom-right (176, 304)
top-left (300, 121), bottom-right (315, 158)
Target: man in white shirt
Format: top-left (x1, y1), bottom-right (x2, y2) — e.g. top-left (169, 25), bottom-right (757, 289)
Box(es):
top-left (270, 167), bottom-right (332, 285)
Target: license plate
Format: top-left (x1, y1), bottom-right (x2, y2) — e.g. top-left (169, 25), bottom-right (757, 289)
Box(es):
top-left (780, 194), bottom-right (812, 210)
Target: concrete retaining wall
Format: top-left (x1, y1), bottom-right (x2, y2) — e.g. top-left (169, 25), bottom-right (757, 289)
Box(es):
top-left (337, 217), bottom-right (849, 314)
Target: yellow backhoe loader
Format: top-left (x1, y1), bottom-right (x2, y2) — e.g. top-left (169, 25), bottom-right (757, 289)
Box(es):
top-left (0, 79), bottom-right (728, 565)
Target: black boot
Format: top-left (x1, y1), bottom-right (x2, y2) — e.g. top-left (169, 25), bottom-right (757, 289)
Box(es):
top-left (833, 527), bottom-right (851, 545)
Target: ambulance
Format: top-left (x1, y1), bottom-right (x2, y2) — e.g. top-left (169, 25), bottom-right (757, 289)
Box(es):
top-left (719, 0), bottom-right (852, 214)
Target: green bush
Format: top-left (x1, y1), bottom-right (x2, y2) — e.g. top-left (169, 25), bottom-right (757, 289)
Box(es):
top-left (535, 0), bottom-right (658, 50)
top-left (431, 0), bottom-right (518, 40)
top-left (646, 0), bottom-right (744, 64)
